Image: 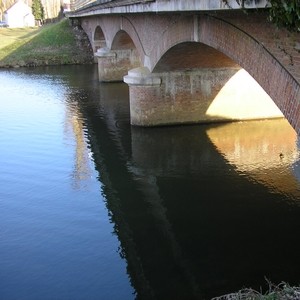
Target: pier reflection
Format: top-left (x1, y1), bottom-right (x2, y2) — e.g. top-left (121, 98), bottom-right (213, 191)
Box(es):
top-left (206, 119), bottom-right (300, 200)
top-left (77, 80), bottom-right (300, 299)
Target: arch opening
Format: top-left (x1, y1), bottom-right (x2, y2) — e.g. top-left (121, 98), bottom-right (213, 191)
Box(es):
top-left (93, 26), bottom-right (106, 52)
top-left (111, 30), bottom-right (136, 50)
top-left (110, 29), bottom-right (142, 74)
top-left (152, 42), bottom-right (284, 123)
top-left (96, 29), bottom-right (142, 82)
top-left (153, 42), bottom-right (239, 72)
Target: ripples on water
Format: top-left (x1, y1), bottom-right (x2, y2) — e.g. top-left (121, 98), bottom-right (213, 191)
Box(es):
top-left (1, 65), bottom-right (300, 300)
top-left (0, 67), bottom-right (135, 300)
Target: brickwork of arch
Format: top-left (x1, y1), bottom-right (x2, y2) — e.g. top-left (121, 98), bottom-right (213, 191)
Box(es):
top-left (80, 17), bottom-right (108, 52)
top-left (135, 13), bottom-right (300, 133)
top-left (80, 15), bottom-right (145, 59)
top-left (93, 26), bottom-right (106, 52)
top-left (196, 14), bottom-right (300, 132)
top-left (78, 11), bottom-right (300, 132)
top-left (112, 16), bottom-right (146, 61)
top-left (94, 26), bottom-right (105, 41)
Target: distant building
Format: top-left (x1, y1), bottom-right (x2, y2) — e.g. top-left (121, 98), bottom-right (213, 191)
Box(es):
top-left (4, 0), bottom-right (35, 28)
top-left (62, 0), bottom-right (71, 13)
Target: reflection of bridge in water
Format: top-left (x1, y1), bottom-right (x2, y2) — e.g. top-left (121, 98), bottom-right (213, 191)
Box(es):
top-left (67, 80), bottom-right (300, 198)
top-left (66, 75), bottom-right (300, 299)
top-left (207, 119), bottom-right (300, 197)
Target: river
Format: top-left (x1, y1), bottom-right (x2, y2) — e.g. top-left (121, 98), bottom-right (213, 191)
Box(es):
top-left (1, 65), bottom-right (300, 300)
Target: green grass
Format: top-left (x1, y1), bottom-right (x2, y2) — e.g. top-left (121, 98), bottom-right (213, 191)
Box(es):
top-left (0, 27), bottom-right (39, 49)
top-left (0, 19), bottom-right (93, 67)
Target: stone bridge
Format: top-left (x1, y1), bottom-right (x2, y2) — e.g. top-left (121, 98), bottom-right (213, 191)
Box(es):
top-left (69, 0), bottom-right (300, 132)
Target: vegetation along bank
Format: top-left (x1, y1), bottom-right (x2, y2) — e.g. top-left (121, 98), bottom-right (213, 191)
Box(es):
top-left (0, 18), bottom-right (94, 68)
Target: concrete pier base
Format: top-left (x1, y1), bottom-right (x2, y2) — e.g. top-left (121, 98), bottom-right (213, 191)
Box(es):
top-left (96, 47), bottom-right (141, 82)
top-left (124, 67), bottom-right (283, 127)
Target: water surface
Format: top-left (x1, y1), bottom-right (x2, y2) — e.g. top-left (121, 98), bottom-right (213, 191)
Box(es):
top-left (1, 65), bottom-right (300, 300)
top-left (0, 66), bottom-right (134, 300)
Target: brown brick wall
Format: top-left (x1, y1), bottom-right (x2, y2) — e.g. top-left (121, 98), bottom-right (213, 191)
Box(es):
top-left (129, 68), bottom-right (283, 126)
top-left (79, 10), bottom-right (300, 132)
top-left (197, 12), bottom-right (299, 133)
top-left (97, 49), bottom-right (141, 82)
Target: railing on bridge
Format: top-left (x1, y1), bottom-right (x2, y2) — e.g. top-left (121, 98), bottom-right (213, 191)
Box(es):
top-left (69, 0), bottom-right (269, 16)
top-left (70, 0), bottom-right (154, 12)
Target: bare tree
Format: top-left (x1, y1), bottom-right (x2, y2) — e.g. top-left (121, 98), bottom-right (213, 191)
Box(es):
top-left (1, 0), bottom-right (16, 20)
top-left (41, 0), bottom-right (62, 20)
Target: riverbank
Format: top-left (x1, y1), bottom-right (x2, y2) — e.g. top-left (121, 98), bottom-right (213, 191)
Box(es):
top-left (213, 282), bottom-right (300, 300)
top-left (0, 19), bottom-right (94, 68)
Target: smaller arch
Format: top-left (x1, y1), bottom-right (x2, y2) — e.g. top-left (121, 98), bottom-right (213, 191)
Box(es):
top-left (93, 26), bottom-right (106, 52)
top-left (97, 29), bottom-right (142, 82)
top-left (110, 16), bottom-right (146, 65)
top-left (111, 30), bottom-right (136, 50)
top-left (145, 13), bottom-right (300, 132)
top-left (110, 30), bottom-right (142, 70)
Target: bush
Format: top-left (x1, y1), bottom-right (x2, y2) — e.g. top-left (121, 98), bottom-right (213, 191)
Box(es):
top-left (268, 0), bottom-right (300, 32)
top-left (212, 281), bottom-right (300, 300)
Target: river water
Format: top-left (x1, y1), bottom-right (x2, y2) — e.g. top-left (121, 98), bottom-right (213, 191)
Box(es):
top-left (1, 65), bottom-right (300, 300)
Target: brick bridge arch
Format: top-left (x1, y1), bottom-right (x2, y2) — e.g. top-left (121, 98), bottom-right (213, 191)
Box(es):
top-left (80, 12), bottom-right (300, 132)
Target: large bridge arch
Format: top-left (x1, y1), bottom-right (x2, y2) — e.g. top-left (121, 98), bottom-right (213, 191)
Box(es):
top-left (151, 40), bottom-right (283, 123)
top-left (77, 11), bottom-right (299, 131)
top-left (144, 14), bottom-right (299, 131)
top-left (197, 15), bottom-right (299, 130)
top-left (152, 42), bottom-right (239, 72)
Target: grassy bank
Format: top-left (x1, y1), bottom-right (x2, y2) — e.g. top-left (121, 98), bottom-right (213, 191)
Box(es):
top-left (0, 19), bottom-right (94, 67)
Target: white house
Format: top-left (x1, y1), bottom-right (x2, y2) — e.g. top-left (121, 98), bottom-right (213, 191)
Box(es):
top-left (4, 0), bottom-right (35, 28)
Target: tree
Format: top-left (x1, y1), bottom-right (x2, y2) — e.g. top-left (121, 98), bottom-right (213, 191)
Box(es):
top-left (222, 0), bottom-right (300, 32)
top-left (32, 0), bottom-right (44, 22)
top-left (268, 0), bottom-right (300, 32)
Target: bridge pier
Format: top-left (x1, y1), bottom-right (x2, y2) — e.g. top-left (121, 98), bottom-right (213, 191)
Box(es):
top-left (95, 48), bottom-right (141, 82)
top-left (124, 67), bottom-right (283, 127)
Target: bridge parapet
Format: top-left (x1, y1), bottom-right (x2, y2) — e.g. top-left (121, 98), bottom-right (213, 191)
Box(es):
top-left (69, 0), bottom-right (269, 17)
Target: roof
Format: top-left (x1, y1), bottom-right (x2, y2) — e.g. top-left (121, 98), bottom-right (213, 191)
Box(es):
top-left (4, 0), bottom-right (32, 13)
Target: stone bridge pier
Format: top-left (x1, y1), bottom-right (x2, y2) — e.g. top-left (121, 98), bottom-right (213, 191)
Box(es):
top-left (96, 48), bottom-right (140, 82)
top-left (76, 10), bottom-right (300, 130)
top-left (123, 66), bottom-right (282, 126)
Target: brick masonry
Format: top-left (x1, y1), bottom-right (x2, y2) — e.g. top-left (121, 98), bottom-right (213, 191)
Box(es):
top-left (96, 48), bottom-right (141, 81)
top-left (128, 68), bottom-right (283, 126)
top-left (76, 10), bottom-right (300, 132)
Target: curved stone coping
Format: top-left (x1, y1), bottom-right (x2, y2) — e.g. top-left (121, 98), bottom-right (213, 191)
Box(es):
top-left (123, 67), bottom-right (161, 86)
top-left (95, 47), bottom-right (116, 57)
